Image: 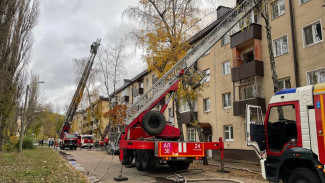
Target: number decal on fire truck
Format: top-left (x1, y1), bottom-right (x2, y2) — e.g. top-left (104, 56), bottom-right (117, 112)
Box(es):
top-left (163, 143), bottom-right (171, 154)
top-left (195, 143), bottom-right (201, 149)
top-left (158, 142), bottom-right (205, 157)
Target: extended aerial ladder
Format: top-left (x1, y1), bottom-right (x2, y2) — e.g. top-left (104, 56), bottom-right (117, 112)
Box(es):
top-left (101, 0), bottom-right (261, 144)
top-left (114, 0), bottom-right (262, 170)
top-left (60, 39), bottom-right (101, 139)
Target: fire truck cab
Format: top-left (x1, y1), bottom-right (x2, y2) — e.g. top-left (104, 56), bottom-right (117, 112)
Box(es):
top-left (246, 83), bottom-right (325, 183)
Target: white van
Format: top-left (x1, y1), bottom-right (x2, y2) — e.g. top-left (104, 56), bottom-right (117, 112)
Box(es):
top-left (80, 134), bottom-right (94, 148)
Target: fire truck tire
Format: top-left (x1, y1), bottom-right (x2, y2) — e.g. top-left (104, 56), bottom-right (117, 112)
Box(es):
top-left (141, 150), bottom-right (156, 171)
top-left (135, 150), bottom-right (143, 171)
top-left (288, 167), bottom-right (320, 183)
top-left (122, 149), bottom-right (134, 165)
top-left (142, 111), bottom-right (166, 135)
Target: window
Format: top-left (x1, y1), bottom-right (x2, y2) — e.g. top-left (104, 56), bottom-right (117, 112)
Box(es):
top-left (140, 81), bottom-right (144, 88)
top-left (278, 78), bottom-right (291, 90)
top-left (231, 10), bottom-right (260, 35)
top-left (168, 107), bottom-right (174, 118)
top-left (271, 0), bottom-right (285, 19)
top-left (273, 35), bottom-right (288, 57)
top-left (223, 93), bottom-right (231, 108)
top-left (152, 74), bottom-right (158, 85)
top-left (303, 21), bottom-right (323, 47)
top-left (267, 105), bottom-right (297, 152)
top-left (146, 78), bottom-right (149, 86)
top-left (242, 50), bottom-right (255, 63)
top-left (203, 98), bottom-right (210, 112)
top-left (204, 69), bottom-right (210, 82)
top-left (299, 0), bottom-right (310, 5)
top-left (224, 125), bottom-right (233, 141)
top-left (222, 61), bottom-right (230, 76)
top-left (188, 128), bottom-right (196, 142)
top-left (307, 68), bottom-right (325, 85)
top-left (221, 32), bottom-right (230, 46)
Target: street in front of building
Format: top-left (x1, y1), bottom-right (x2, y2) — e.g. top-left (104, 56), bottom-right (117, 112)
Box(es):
top-left (58, 147), bottom-right (267, 183)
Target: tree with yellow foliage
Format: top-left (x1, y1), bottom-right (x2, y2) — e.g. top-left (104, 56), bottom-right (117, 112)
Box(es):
top-left (124, 0), bottom-right (208, 140)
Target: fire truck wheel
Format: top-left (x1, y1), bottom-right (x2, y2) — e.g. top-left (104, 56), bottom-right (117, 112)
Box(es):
top-left (122, 149), bottom-right (134, 165)
top-left (288, 167), bottom-right (320, 183)
top-left (142, 111), bottom-right (166, 135)
top-left (135, 150), bottom-right (143, 171)
top-left (141, 150), bottom-right (156, 171)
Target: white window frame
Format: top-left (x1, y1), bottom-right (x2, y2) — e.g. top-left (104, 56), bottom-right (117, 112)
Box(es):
top-left (204, 69), bottom-right (210, 82)
top-left (146, 78), bottom-right (149, 86)
top-left (221, 32), bottom-right (230, 46)
top-left (203, 98), bottom-right (211, 112)
top-left (271, 0), bottom-right (285, 20)
top-left (241, 49), bottom-right (255, 63)
top-left (168, 107), bottom-right (174, 118)
top-left (278, 77), bottom-right (291, 90)
top-left (273, 34), bottom-right (288, 57)
top-left (307, 67), bottom-right (325, 85)
top-left (222, 61), bottom-right (231, 76)
top-left (299, 0), bottom-right (311, 5)
top-left (224, 125), bottom-right (234, 141)
top-left (187, 128), bottom-right (196, 142)
top-left (302, 20), bottom-right (323, 47)
top-left (223, 93), bottom-right (231, 109)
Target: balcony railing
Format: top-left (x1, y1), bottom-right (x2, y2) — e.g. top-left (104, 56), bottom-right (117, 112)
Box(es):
top-left (233, 97), bottom-right (266, 116)
top-left (180, 111), bottom-right (197, 124)
top-left (231, 60), bottom-right (264, 82)
top-left (231, 23), bottom-right (262, 48)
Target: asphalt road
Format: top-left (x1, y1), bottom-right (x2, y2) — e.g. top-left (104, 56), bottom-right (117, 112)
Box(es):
top-left (57, 147), bottom-right (266, 183)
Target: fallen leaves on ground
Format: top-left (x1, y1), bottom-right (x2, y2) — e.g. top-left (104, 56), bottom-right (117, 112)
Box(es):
top-left (190, 161), bottom-right (266, 181)
top-left (0, 148), bottom-right (88, 183)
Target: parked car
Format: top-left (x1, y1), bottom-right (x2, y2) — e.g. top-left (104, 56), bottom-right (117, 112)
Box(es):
top-left (80, 134), bottom-right (94, 149)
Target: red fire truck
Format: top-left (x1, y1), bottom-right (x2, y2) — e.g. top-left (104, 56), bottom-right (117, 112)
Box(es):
top-left (114, 0), bottom-right (259, 171)
top-left (246, 84), bottom-right (325, 183)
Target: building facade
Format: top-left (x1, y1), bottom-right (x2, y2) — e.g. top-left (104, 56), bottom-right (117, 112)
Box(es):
top-left (86, 0), bottom-right (324, 161)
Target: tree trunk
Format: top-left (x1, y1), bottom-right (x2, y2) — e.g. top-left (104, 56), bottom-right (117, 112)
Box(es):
top-left (262, 1), bottom-right (283, 119)
top-left (186, 97), bottom-right (208, 165)
top-left (174, 93), bottom-right (184, 141)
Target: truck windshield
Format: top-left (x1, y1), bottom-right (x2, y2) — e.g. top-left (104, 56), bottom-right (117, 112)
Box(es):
top-left (82, 136), bottom-right (92, 139)
top-left (66, 134), bottom-right (77, 139)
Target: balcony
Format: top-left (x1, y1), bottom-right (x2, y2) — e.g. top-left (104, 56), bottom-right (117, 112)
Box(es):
top-left (233, 97), bottom-right (266, 116)
top-left (133, 88), bottom-right (144, 97)
top-left (121, 96), bottom-right (129, 103)
top-left (231, 60), bottom-right (264, 82)
top-left (180, 111), bottom-right (197, 124)
top-left (231, 23), bottom-right (262, 48)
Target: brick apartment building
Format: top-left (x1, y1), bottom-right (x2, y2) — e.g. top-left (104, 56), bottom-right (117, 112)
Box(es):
top-left (75, 0), bottom-right (325, 161)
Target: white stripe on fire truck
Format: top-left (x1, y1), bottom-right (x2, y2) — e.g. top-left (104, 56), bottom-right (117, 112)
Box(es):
top-left (179, 142), bottom-right (182, 153)
top-left (183, 143), bottom-right (187, 153)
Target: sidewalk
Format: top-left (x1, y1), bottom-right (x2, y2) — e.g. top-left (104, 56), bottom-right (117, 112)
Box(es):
top-left (207, 158), bottom-right (262, 173)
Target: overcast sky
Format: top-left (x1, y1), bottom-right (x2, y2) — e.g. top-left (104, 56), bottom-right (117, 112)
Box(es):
top-left (31, 0), bottom-right (235, 114)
